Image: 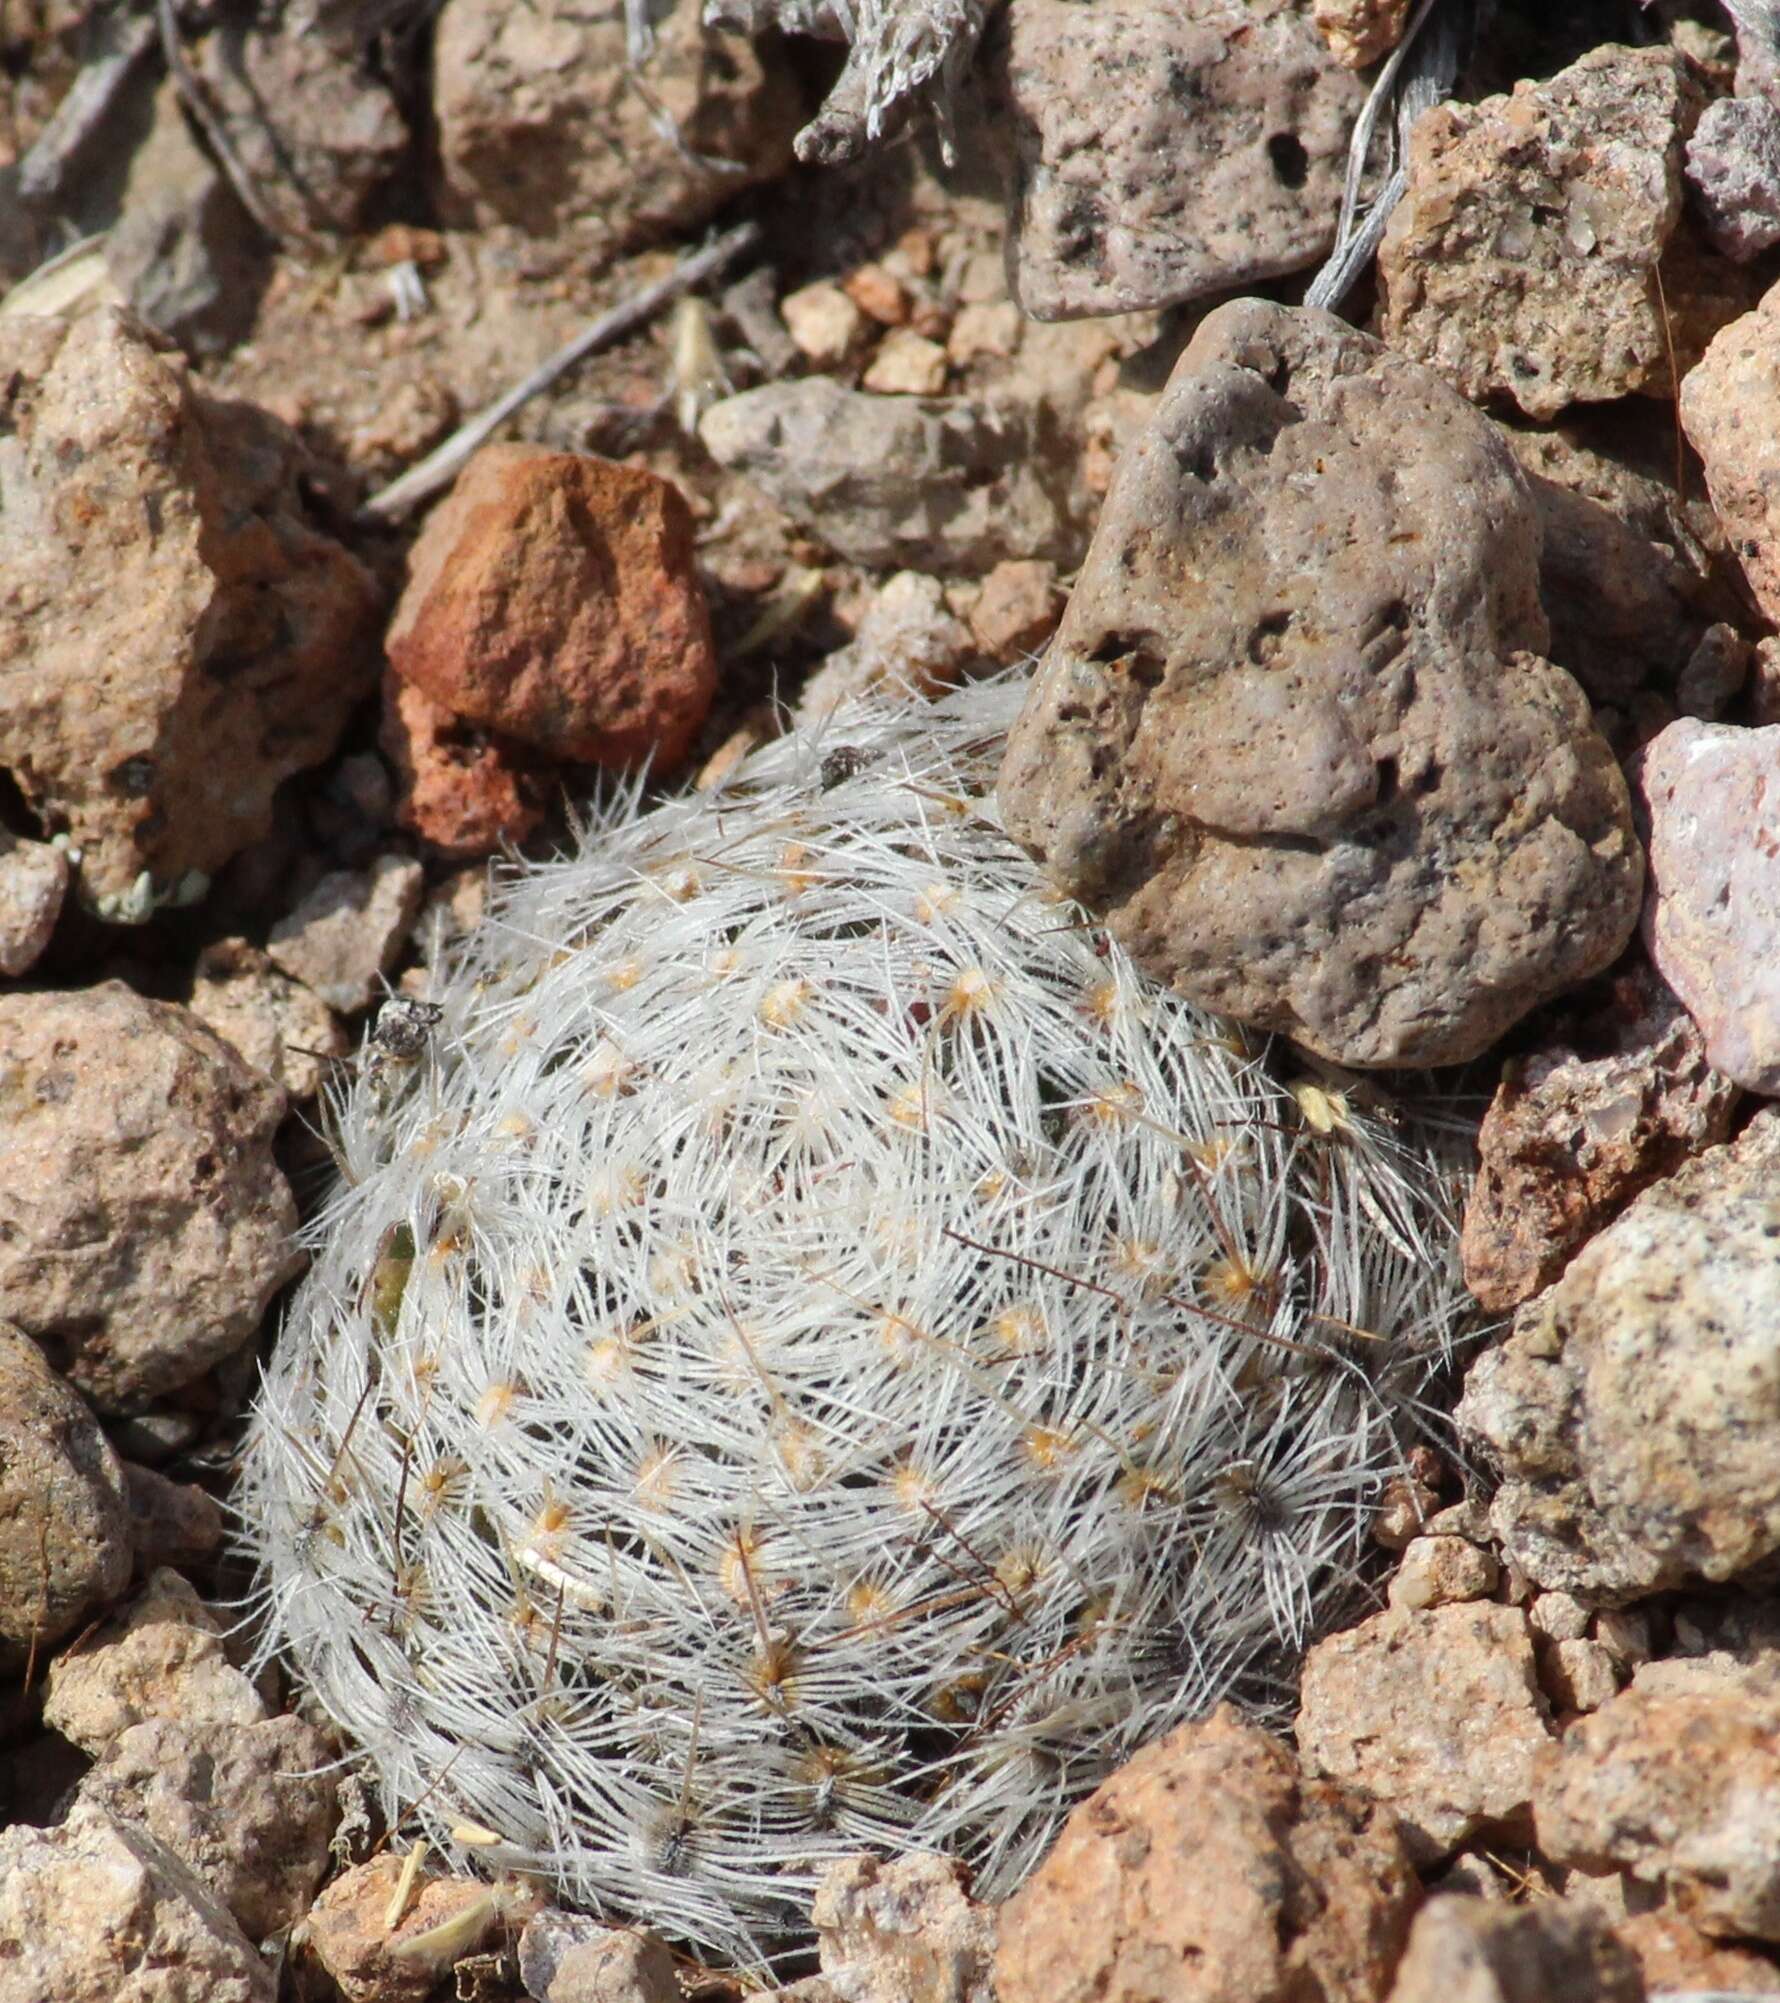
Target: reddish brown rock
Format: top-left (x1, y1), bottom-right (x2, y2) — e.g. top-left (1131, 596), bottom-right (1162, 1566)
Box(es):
top-left (995, 1707), bottom-right (1419, 2003)
top-left (1461, 961), bottom-right (1741, 1312)
top-left (305, 1854), bottom-right (534, 2003)
top-left (0, 310), bottom-right (382, 915)
top-left (1615, 1908), bottom-right (1780, 1992)
top-left (969, 559), bottom-right (1065, 665)
top-left (381, 673), bottom-right (553, 859)
top-left (1681, 274), bottom-right (1780, 625)
top-left (387, 443), bottom-right (717, 773)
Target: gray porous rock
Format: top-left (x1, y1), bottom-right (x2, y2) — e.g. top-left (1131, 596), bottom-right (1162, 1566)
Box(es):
top-left (0, 1326), bottom-right (132, 1664)
top-left (1296, 1603), bottom-right (1554, 1864)
top-left (982, 0), bottom-right (1366, 320)
top-left (0, 309), bottom-right (382, 915)
top-left (699, 378), bottom-right (1077, 571)
top-left (1460, 959), bottom-right (1742, 1313)
top-left (1380, 44), bottom-right (1737, 420)
top-left (1687, 92), bottom-right (1780, 262)
top-left (797, 1854), bottom-right (997, 2003)
top-left (1681, 275), bottom-right (1780, 629)
top-left (1459, 1109), bottom-right (1780, 1604)
top-left (0, 1802), bottom-right (274, 2003)
top-left (188, 937), bottom-right (348, 1101)
top-left (266, 854), bottom-right (426, 1015)
top-left (0, 984), bottom-right (302, 1415)
top-left (1635, 719), bottom-right (1780, 1094)
top-left (996, 298), bottom-right (1642, 1070)
top-left (1384, 1895), bottom-right (1644, 2003)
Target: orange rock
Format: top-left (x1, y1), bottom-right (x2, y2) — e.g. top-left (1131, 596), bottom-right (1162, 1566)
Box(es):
top-left (387, 443), bottom-right (717, 773)
top-left (381, 674), bottom-right (552, 860)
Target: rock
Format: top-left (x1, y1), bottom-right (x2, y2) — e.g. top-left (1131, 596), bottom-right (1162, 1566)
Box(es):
top-left (968, 559), bottom-right (1064, 664)
top-left (432, 0), bottom-right (797, 265)
top-left (996, 298), bottom-right (1641, 1070)
top-left (797, 1854), bottom-right (996, 2003)
top-left (43, 1568), bottom-right (268, 1755)
top-left (983, 0), bottom-right (1366, 320)
top-left (188, 937), bottom-right (348, 1100)
top-left (386, 443), bottom-right (717, 773)
top-left (782, 280), bottom-right (869, 368)
top-left (1682, 281), bottom-right (1780, 629)
top-left (1687, 93), bottom-right (1780, 262)
top-left (862, 329), bottom-right (949, 395)
top-left (1388, 1535), bottom-right (1500, 1612)
top-left (266, 854), bottom-right (425, 1015)
top-left (1297, 1603), bottom-right (1553, 1863)
top-left (121, 1463), bottom-right (225, 1573)
top-left (1634, 720), bottom-right (1780, 1093)
top-left (309, 754), bottom-right (395, 866)
top-left (197, 20), bottom-right (407, 237)
top-left (1529, 1592), bottom-right (1592, 1644)
top-left (699, 378), bottom-right (1077, 571)
top-left (0, 983), bottom-right (301, 1413)
top-left (0, 310), bottom-right (382, 915)
top-left (1534, 1669), bottom-right (1780, 1940)
top-left (1460, 960), bottom-right (1741, 1312)
top-left (104, 77), bottom-right (269, 358)
top-left (518, 1912), bottom-right (681, 2002)
top-left (995, 1707), bottom-right (1419, 2003)
top-left (381, 674), bottom-right (554, 860)
top-left (0, 1326), bottom-right (132, 1663)
top-left (1615, 1908), bottom-right (1780, 1993)
top-left (76, 1714), bottom-right (337, 1942)
top-left (0, 1802), bottom-right (274, 2003)
top-left (1314, 0), bottom-right (1410, 69)
top-left (0, 831), bottom-right (68, 976)
top-left (1384, 1895), bottom-right (1643, 2003)
top-left (1379, 45), bottom-right (1729, 420)
top-left (1677, 621), bottom-right (1753, 720)
top-left (1459, 1111), bottom-right (1780, 1604)
top-left (1541, 1638), bottom-right (1623, 1716)
top-left (797, 571), bottom-right (975, 723)
top-left (947, 301), bottom-right (1024, 366)
top-left (1593, 1608), bottom-right (1656, 1672)
top-left (305, 1854), bottom-right (518, 2003)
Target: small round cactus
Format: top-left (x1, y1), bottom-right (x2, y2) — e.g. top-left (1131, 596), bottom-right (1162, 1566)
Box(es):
top-left (241, 675), bottom-right (1471, 1968)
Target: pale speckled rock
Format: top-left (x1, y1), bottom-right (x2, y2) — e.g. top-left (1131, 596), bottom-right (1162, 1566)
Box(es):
top-left (1380, 45), bottom-right (1736, 420)
top-left (796, 1854), bottom-right (997, 2003)
top-left (984, 0), bottom-right (1366, 319)
top-left (797, 572), bottom-right (976, 724)
top-left (1388, 1535), bottom-right (1500, 1612)
top-left (1297, 1603), bottom-right (1554, 1863)
top-left (699, 379), bottom-right (1078, 572)
top-left (1534, 1665), bottom-right (1780, 1941)
top-left (1461, 960), bottom-right (1742, 1312)
top-left (995, 1707), bottom-right (1419, 2003)
top-left (188, 937), bottom-right (348, 1100)
top-left (1314, 0), bottom-right (1409, 69)
top-left (1540, 1638), bottom-right (1623, 1716)
top-left (1684, 279), bottom-right (1780, 632)
top-left (0, 310), bottom-right (382, 914)
top-left (996, 298), bottom-right (1641, 1069)
top-left (0, 1325), bottom-right (132, 1663)
top-left (0, 984), bottom-right (301, 1414)
top-left (0, 832), bottom-right (68, 976)
top-left (433, 0), bottom-right (798, 264)
top-left (1384, 1895), bottom-right (1643, 2003)
top-left (1615, 1907), bottom-right (1780, 1993)
top-left (1687, 94), bottom-right (1780, 262)
top-left (43, 1568), bottom-right (268, 1755)
top-left (1634, 720), bottom-right (1780, 1094)
top-left (76, 1714), bottom-right (337, 1942)
top-left (518, 1912), bottom-right (681, 2002)
top-left (1459, 1111), bottom-right (1780, 1604)
top-left (0, 1801), bottom-right (274, 2003)
top-left (267, 854), bottom-right (425, 1015)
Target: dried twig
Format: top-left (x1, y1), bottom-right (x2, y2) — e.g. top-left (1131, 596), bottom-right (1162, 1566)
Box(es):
top-left (18, 10), bottom-right (157, 204)
top-left (361, 220), bottom-right (761, 523)
top-left (153, 0), bottom-right (295, 246)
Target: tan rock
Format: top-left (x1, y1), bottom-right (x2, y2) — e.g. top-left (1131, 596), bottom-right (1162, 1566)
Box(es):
top-left (266, 854), bottom-right (425, 1015)
top-left (188, 936), bottom-right (348, 1100)
top-left (0, 984), bottom-right (301, 1413)
top-left (387, 443), bottom-right (717, 773)
top-left (947, 301), bottom-right (1024, 366)
top-left (843, 264), bottom-right (911, 328)
top-left (1380, 45), bottom-right (1730, 419)
top-left (304, 1853), bottom-right (520, 2003)
top-left (1615, 1907), bottom-right (1780, 1993)
top-left (0, 832), bottom-right (68, 976)
top-left (1459, 1111), bottom-right (1780, 1603)
top-left (0, 1325), bottom-right (132, 1662)
top-left (782, 281), bottom-right (869, 368)
top-left (1682, 275), bottom-right (1780, 626)
top-left (1384, 1894), bottom-right (1642, 2003)
top-left (1388, 1535), bottom-right (1500, 1612)
top-left (517, 1912), bottom-right (681, 2003)
top-left (43, 1567), bottom-right (268, 1755)
top-left (122, 1462), bottom-right (225, 1573)
top-left (1297, 1604), bottom-right (1553, 1863)
top-left (1541, 1638), bottom-right (1623, 1715)
top-left (0, 310), bottom-right (382, 914)
top-left (968, 559), bottom-right (1064, 664)
top-left (1460, 960), bottom-right (1740, 1313)
top-left (1314, 0), bottom-right (1409, 69)
top-left (1528, 1592), bottom-right (1591, 1644)
top-left (862, 329), bottom-right (949, 396)
top-left (805, 1854), bottom-right (996, 2003)
top-left (798, 571), bottom-right (976, 723)
top-left (381, 674), bottom-right (553, 861)
top-left (996, 1706), bottom-right (1419, 2003)
top-left (1534, 1671), bottom-right (1780, 1940)
top-left (0, 1802), bottom-right (274, 2003)
top-left (76, 1714), bottom-right (337, 1942)
top-left (997, 298), bottom-right (1640, 1069)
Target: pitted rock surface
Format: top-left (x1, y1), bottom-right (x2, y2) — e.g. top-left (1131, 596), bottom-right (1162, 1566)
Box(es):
top-left (1459, 1109), bottom-right (1780, 1605)
top-left (1681, 275), bottom-right (1780, 629)
top-left (997, 299), bottom-right (1641, 1069)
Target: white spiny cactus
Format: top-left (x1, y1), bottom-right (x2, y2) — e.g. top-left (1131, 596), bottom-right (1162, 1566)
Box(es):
top-left (240, 674), bottom-right (1472, 1971)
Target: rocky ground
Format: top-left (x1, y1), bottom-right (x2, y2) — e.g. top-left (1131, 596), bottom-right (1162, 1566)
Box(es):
top-left (6, 0), bottom-right (1780, 1997)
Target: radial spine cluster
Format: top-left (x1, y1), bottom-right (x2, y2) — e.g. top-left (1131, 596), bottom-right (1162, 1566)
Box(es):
top-left (240, 674), bottom-right (1471, 1969)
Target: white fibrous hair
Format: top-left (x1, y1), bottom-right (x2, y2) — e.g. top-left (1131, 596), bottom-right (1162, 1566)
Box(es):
top-left (240, 674), bottom-right (1473, 1970)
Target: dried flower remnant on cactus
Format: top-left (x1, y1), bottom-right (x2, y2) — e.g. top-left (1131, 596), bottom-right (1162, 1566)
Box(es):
top-left (239, 674), bottom-right (1473, 1970)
